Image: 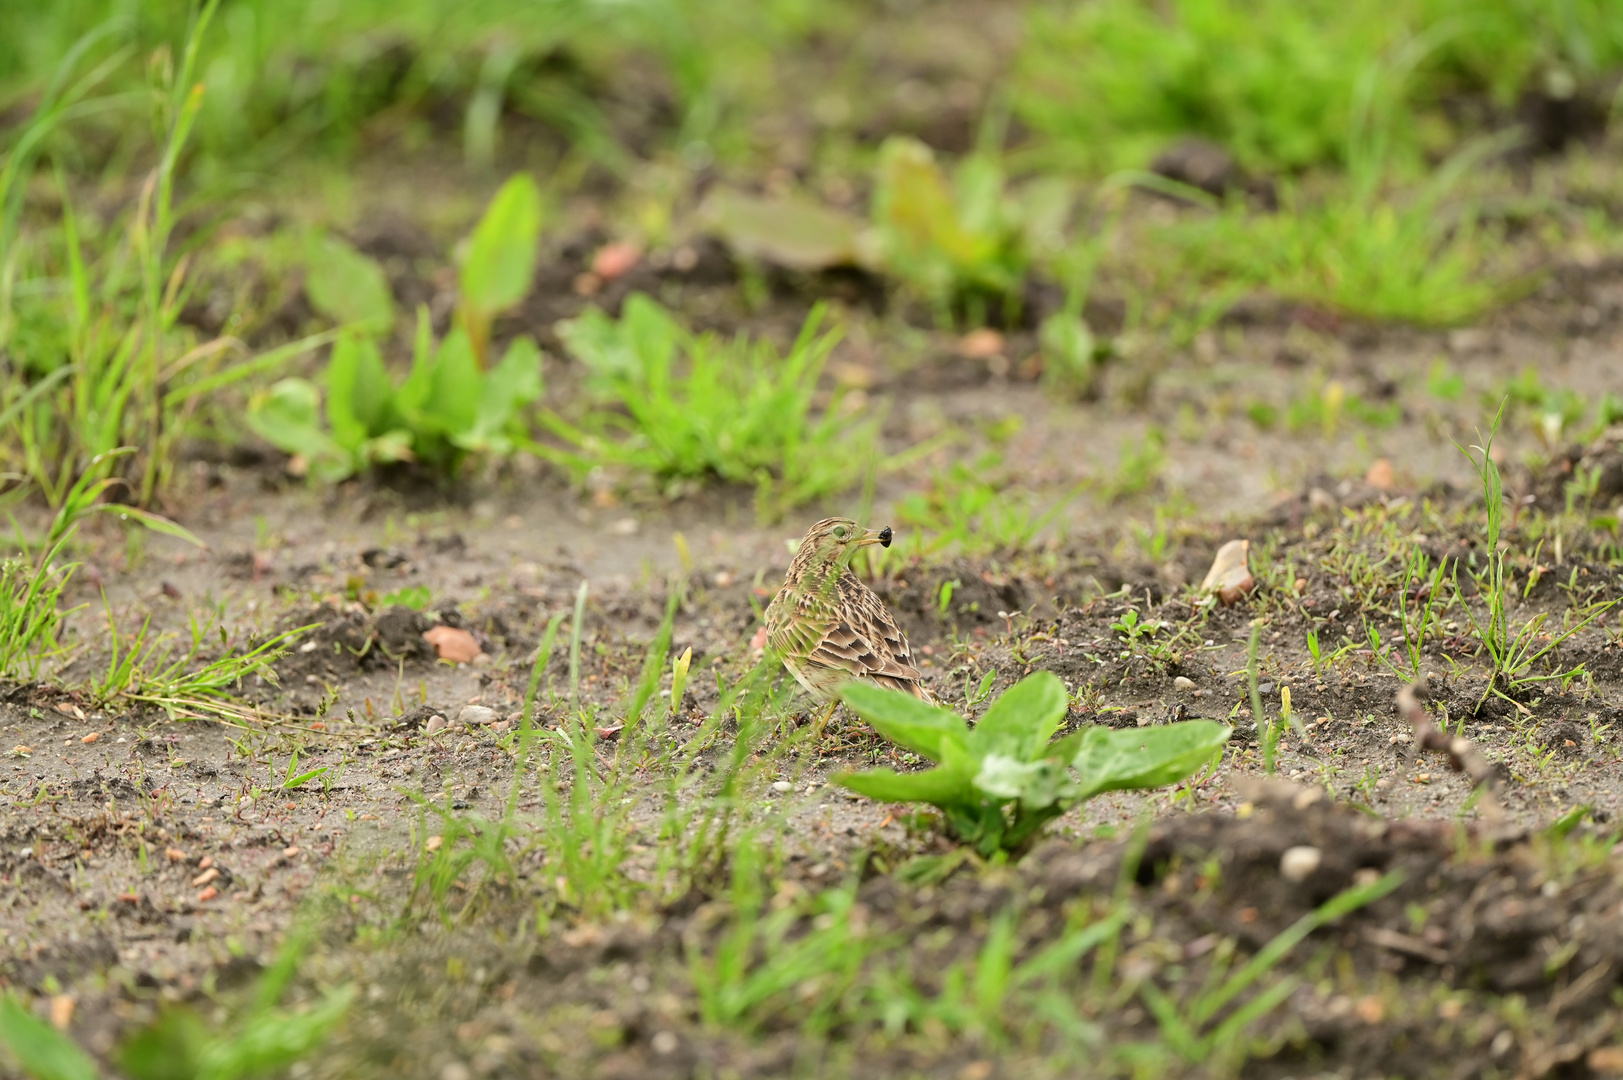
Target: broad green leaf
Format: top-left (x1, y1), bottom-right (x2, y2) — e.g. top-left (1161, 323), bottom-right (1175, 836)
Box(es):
top-left (968, 671), bottom-right (1069, 762)
top-left (393, 307), bottom-right (436, 420)
top-left (954, 153), bottom-right (1005, 239)
top-left (702, 187), bottom-right (862, 270)
top-left (0, 995), bottom-right (97, 1080)
top-left (418, 329), bottom-right (481, 436)
top-left (460, 173), bottom-right (542, 319)
top-left (974, 753), bottom-right (1075, 811)
top-left (455, 336), bottom-right (543, 451)
top-left (1072, 720), bottom-right (1230, 800)
top-left (833, 765), bottom-right (972, 806)
top-left (839, 681), bottom-right (969, 762)
top-left (245, 379), bottom-right (353, 480)
top-left (326, 332), bottom-right (394, 449)
top-left (304, 235), bottom-right (394, 333)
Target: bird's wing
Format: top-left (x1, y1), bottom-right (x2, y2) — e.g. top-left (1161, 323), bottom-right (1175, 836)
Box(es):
top-left (800, 574), bottom-right (929, 698)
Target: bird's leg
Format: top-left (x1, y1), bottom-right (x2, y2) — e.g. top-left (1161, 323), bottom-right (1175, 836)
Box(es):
top-left (810, 699), bottom-right (839, 738)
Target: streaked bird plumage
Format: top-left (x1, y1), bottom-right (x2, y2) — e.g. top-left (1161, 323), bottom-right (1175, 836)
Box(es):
top-left (764, 518), bottom-right (933, 711)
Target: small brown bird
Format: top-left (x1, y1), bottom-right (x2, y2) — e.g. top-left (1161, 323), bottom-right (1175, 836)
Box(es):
top-left (764, 517), bottom-right (933, 728)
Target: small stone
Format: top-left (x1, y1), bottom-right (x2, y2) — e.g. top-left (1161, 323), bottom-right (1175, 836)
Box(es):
top-left (1200, 539), bottom-right (1255, 605)
top-left (440, 1064), bottom-right (473, 1080)
top-left (958, 328), bottom-right (1005, 359)
top-left (426, 836), bottom-right (443, 852)
top-left (1173, 676), bottom-right (1196, 690)
top-left (771, 780), bottom-right (792, 793)
top-left (1279, 846), bottom-right (1322, 882)
top-left (191, 867), bottom-right (220, 887)
top-left (651, 1031), bottom-right (679, 1056)
top-left (49, 994), bottom-right (74, 1030)
top-left (459, 705), bottom-right (497, 726)
top-left (425, 715), bottom-right (447, 736)
top-left (1356, 996), bottom-right (1386, 1024)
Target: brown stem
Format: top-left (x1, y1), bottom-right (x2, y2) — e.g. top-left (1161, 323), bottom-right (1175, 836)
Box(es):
top-left (1396, 682), bottom-right (1504, 823)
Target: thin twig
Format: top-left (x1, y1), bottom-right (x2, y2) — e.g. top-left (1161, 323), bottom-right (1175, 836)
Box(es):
top-left (1396, 682), bottom-right (1504, 823)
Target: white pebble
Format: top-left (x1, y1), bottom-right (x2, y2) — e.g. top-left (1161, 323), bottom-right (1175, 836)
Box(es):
top-left (1280, 846), bottom-right (1322, 882)
top-left (651, 1031), bottom-right (679, 1055)
top-left (425, 715), bottom-right (446, 736)
top-left (1173, 676), bottom-right (1196, 690)
top-left (458, 705), bottom-right (497, 726)
top-left (771, 780), bottom-right (792, 793)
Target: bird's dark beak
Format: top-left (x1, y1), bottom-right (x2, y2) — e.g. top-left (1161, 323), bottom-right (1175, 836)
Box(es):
top-left (860, 526), bottom-right (893, 548)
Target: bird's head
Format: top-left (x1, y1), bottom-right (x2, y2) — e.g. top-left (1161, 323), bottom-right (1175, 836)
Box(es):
top-left (790, 517), bottom-right (892, 574)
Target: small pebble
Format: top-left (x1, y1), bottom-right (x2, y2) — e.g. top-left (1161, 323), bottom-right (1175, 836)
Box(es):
top-left (425, 715), bottom-right (447, 736)
top-left (651, 1032), bottom-right (679, 1055)
top-left (459, 705), bottom-right (497, 726)
top-left (771, 780), bottom-right (792, 793)
top-left (1280, 845), bottom-right (1322, 882)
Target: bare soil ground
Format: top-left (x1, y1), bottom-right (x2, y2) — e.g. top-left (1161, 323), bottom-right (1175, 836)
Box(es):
top-left (7, 230), bottom-right (1623, 1078)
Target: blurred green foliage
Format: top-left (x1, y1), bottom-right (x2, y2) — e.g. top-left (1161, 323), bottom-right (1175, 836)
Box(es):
top-left (1018, 0), bottom-right (1623, 175)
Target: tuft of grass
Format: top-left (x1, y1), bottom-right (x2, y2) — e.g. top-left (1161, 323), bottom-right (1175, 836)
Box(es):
top-left (116, 926), bottom-right (354, 1080)
top-left (1136, 870), bottom-right (1405, 1068)
top-left (1457, 404), bottom-right (1617, 703)
top-left (3, 452), bottom-right (204, 682)
top-left (545, 294), bottom-right (876, 520)
top-left (892, 452), bottom-right (1081, 558)
top-left (0, 5), bottom-right (330, 509)
top-left (1017, 0), bottom-right (1405, 174)
top-left (1017, 0), bottom-right (1623, 177)
top-left (1156, 156), bottom-right (1522, 326)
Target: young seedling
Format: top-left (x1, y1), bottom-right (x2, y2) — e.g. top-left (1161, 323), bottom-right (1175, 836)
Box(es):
top-left (834, 671), bottom-right (1229, 855)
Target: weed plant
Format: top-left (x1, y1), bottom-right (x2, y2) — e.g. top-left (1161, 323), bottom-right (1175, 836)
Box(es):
top-left (867, 135), bottom-right (1032, 327)
top-left (2, 451), bottom-right (203, 682)
top-left (891, 452), bottom-right (1080, 558)
top-left (1017, 0), bottom-right (1623, 176)
top-left (0, 927), bottom-right (351, 1080)
top-left (0, 5), bottom-right (330, 508)
top-left (834, 671), bottom-right (1229, 855)
top-left (1158, 152), bottom-right (1517, 325)
top-left (547, 294), bottom-right (876, 519)
top-left (1458, 408), bottom-right (1616, 703)
top-left (247, 175), bottom-right (544, 481)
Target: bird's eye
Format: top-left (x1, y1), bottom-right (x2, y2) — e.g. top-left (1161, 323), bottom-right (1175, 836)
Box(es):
top-left (831, 526), bottom-right (848, 540)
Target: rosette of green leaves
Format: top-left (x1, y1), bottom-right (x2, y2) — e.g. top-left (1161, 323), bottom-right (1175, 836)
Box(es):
top-left (834, 671), bottom-right (1229, 855)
